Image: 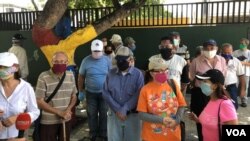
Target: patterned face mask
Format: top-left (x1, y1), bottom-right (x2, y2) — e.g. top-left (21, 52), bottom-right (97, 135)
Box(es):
top-left (0, 66), bottom-right (16, 80)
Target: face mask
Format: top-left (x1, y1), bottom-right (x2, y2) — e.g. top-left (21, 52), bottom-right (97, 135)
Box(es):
top-left (154, 72), bottom-right (168, 83)
top-left (130, 44), bottom-right (136, 51)
top-left (239, 44), bottom-right (247, 50)
top-left (203, 50), bottom-right (217, 59)
top-left (173, 39), bottom-right (180, 47)
top-left (105, 50), bottom-right (113, 55)
top-left (0, 67), bottom-right (16, 80)
top-left (92, 52), bottom-right (103, 59)
top-left (221, 53), bottom-right (233, 60)
top-left (117, 59), bottom-right (130, 71)
top-left (103, 42), bottom-right (107, 47)
top-left (52, 64), bottom-right (67, 74)
top-left (200, 82), bottom-right (213, 96)
top-left (160, 48), bottom-right (173, 60)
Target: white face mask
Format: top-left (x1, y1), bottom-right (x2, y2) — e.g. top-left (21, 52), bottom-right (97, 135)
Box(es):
top-left (92, 52), bottom-right (103, 59)
top-left (173, 39), bottom-right (180, 47)
top-left (202, 50), bottom-right (217, 59)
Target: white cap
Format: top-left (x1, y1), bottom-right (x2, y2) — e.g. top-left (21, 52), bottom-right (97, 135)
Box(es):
top-left (91, 39), bottom-right (103, 51)
top-left (110, 34), bottom-right (122, 43)
top-left (0, 52), bottom-right (19, 67)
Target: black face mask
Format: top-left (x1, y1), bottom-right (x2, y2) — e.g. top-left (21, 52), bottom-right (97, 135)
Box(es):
top-left (117, 60), bottom-right (130, 71)
top-left (105, 50), bottom-right (113, 55)
top-left (160, 48), bottom-right (173, 60)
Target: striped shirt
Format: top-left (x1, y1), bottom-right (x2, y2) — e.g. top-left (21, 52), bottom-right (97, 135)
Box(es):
top-left (35, 70), bottom-right (77, 124)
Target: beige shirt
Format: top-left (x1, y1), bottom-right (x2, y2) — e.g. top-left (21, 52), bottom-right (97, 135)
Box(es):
top-left (8, 44), bottom-right (29, 79)
top-left (35, 70), bottom-right (77, 124)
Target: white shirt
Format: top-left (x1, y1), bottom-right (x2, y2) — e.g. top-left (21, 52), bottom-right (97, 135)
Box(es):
top-left (233, 49), bottom-right (250, 76)
top-left (8, 44), bottom-right (29, 79)
top-left (149, 54), bottom-right (187, 87)
top-left (0, 79), bottom-right (39, 139)
top-left (225, 57), bottom-right (244, 86)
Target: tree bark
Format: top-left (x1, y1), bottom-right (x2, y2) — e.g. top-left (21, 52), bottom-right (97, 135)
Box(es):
top-left (94, 0), bottom-right (146, 35)
top-left (34, 0), bottom-right (69, 29)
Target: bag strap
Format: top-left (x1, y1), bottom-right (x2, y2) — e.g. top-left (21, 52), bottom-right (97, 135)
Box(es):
top-left (218, 100), bottom-right (224, 141)
top-left (45, 72), bottom-right (66, 103)
top-left (167, 79), bottom-right (177, 95)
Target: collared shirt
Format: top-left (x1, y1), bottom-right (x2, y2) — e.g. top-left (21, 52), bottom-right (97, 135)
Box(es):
top-left (233, 49), bottom-right (250, 76)
top-left (0, 79), bottom-right (39, 139)
top-left (8, 44), bottom-right (29, 79)
top-left (225, 57), bottom-right (244, 86)
top-left (102, 67), bottom-right (144, 116)
top-left (149, 54), bottom-right (187, 87)
top-left (190, 55), bottom-right (227, 87)
top-left (79, 55), bottom-right (111, 93)
top-left (35, 70), bottom-right (77, 124)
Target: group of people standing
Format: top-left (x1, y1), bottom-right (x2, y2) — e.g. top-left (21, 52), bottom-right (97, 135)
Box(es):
top-left (0, 31), bottom-right (249, 141)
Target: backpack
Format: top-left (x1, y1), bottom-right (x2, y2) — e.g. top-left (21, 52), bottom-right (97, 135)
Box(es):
top-left (167, 79), bottom-right (186, 141)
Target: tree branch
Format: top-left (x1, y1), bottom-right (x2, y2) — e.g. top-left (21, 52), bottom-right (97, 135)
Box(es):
top-left (31, 0), bottom-right (39, 11)
top-left (34, 0), bottom-right (69, 28)
top-left (94, 0), bottom-right (146, 35)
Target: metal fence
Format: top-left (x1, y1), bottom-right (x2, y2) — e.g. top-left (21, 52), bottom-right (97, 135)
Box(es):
top-left (0, 0), bottom-right (250, 31)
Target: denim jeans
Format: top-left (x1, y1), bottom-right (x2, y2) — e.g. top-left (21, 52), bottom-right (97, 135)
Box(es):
top-left (107, 109), bottom-right (141, 141)
top-left (86, 91), bottom-right (108, 138)
top-left (226, 84), bottom-right (238, 110)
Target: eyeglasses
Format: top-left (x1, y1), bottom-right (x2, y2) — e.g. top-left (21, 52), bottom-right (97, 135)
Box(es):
top-left (150, 69), bottom-right (168, 73)
top-left (52, 60), bottom-right (68, 64)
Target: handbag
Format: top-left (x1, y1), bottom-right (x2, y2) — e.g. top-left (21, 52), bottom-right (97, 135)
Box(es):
top-left (32, 73), bottom-right (66, 141)
top-left (167, 79), bottom-right (186, 141)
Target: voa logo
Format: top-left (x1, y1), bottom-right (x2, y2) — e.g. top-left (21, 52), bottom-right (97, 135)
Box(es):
top-left (226, 129), bottom-right (246, 136)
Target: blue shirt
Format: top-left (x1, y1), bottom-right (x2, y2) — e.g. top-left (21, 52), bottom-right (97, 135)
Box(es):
top-left (102, 67), bottom-right (144, 116)
top-left (79, 55), bottom-right (111, 93)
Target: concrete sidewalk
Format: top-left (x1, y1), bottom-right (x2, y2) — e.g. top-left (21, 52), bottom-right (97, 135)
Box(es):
top-left (27, 94), bottom-right (250, 141)
top-left (69, 94), bottom-right (250, 141)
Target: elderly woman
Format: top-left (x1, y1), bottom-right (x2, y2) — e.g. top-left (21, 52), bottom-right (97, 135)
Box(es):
top-left (137, 57), bottom-right (187, 141)
top-left (0, 52), bottom-right (39, 140)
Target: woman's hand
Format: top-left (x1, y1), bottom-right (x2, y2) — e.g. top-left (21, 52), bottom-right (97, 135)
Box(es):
top-left (2, 115), bottom-right (17, 127)
top-left (188, 112), bottom-right (199, 123)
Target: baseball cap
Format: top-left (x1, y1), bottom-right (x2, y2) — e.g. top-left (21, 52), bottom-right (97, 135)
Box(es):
top-left (0, 52), bottom-right (19, 67)
top-left (115, 47), bottom-right (133, 60)
top-left (91, 39), bottom-right (103, 51)
top-left (124, 37), bottom-right (135, 44)
top-left (12, 33), bottom-right (26, 41)
top-left (110, 34), bottom-right (122, 43)
top-left (203, 39), bottom-right (217, 47)
top-left (196, 69), bottom-right (224, 84)
top-left (148, 57), bottom-right (167, 71)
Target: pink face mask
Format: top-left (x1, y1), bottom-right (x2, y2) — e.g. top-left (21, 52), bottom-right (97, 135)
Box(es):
top-left (52, 64), bottom-right (67, 74)
top-left (154, 72), bottom-right (168, 83)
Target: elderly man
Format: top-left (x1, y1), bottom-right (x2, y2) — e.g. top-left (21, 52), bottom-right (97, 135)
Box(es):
top-left (78, 39), bottom-right (111, 141)
top-left (35, 51), bottom-right (77, 141)
top-left (102, 47), bottom-right (144, 141)
top-left (221, 43), bottom-right (245, 110)
top-left (233, 38), bottom-right (250, 107)
top-left (189, 39), bottom-right (227, 141)
top-left (124, 36), bottom-right (136, 52)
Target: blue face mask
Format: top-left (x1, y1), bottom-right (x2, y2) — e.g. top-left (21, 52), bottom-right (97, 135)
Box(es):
top-left (130, 44), bottom-right (136, 51)
top-left (200, 82), bottom-right (213, 96)
top-left (221, 54), bottom-right (233, 60)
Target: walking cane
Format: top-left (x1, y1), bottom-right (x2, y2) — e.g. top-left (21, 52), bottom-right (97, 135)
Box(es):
top-left (62, 120), bottom-right (66, 141)
top-left (121, 123), bottom-right (125, 141)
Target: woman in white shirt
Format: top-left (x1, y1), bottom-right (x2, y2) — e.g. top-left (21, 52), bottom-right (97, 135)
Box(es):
top-left (0, 52), bottom-right (39, 140)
